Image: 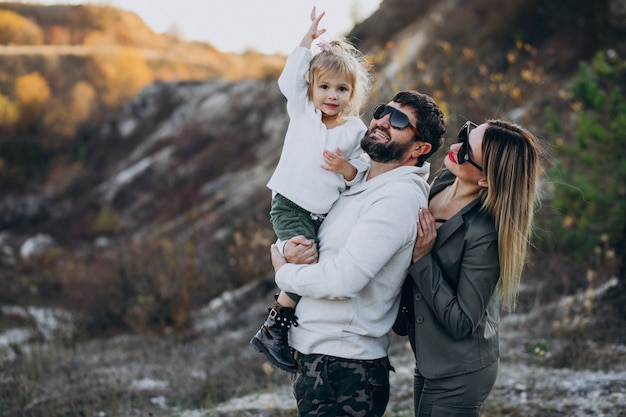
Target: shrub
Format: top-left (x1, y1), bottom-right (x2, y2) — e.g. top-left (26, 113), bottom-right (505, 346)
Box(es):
top-left (0, 9), bottom-right (44, 45)
top-left (540, 50), bottom-right (626, 275)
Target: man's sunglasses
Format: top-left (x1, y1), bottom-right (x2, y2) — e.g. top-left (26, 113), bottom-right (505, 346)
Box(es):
top-left (457, 121), bottom-right (483, 171)
top-left (373, 104), bottom-right (421, 139)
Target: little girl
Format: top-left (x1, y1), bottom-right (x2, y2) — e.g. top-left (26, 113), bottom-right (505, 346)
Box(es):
top-left (250, 8), bottom-right (371, 373)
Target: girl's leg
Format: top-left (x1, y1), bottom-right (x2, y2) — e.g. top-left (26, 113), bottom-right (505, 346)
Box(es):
top-left (253, 194), bottom-right (321, 372)
top-left (250, 293), bottom-right (299, 373)
top-left (277, 290), bottom-right (299, 308)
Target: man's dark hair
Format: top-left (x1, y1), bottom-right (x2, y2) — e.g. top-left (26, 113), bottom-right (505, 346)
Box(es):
top-left (392, 90), bottom-right (447, 167)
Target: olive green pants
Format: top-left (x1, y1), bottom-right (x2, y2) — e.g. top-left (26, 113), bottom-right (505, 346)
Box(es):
top-left (269, 194), bottom-right (325, 303)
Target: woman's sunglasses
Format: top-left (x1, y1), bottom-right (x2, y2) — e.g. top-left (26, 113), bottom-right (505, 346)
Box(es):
top-left (373, 104), bottom-right (421, 139)
top-left (457, 121), bottom-right (483, 171)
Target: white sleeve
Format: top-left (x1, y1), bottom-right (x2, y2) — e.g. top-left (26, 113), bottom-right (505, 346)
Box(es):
top-left (275, 185), bottom-right (422, 299)
top-left (277, 47), bottom-right (312, 118)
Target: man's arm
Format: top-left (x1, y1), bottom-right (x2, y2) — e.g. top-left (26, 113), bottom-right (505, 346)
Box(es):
top-left (275, 183), bottom-right (424, 299)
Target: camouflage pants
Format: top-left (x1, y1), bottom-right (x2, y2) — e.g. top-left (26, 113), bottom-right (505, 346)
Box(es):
top-left (292, 353), bottom-right (392, 417)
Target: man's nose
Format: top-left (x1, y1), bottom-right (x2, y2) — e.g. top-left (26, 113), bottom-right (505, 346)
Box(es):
top-left (376, 113), bottom-right (391, 127)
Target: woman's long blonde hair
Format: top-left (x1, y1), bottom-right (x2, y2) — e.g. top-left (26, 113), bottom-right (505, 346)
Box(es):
top-left (307, 39), bottom-right (371, 118)
top-left (479, 120), bottom-right (540, 311)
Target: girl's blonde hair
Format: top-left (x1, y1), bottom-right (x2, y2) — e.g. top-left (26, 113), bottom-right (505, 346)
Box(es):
top-left (307, 39), bottom-right (371, 118)
top-left (479, 120), bottom-right (540, 311)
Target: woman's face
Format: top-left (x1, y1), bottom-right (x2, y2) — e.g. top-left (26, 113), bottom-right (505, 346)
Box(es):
top-left (444, 122), bottom-right (487, 180)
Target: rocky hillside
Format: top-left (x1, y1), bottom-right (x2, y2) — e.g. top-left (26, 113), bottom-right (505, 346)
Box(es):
top-left (2, 0), bottom-right (625, 308)
top-left (1, 0), bottom-right (626, 415)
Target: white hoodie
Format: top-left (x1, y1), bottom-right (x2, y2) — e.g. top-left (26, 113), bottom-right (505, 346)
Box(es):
top-left (275, 163), bottom-right (430, 359)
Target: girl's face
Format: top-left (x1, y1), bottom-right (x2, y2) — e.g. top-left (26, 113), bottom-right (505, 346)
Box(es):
top-left (311, 70), bottom-right (353, 120)
top-left (445, 122), bottom-right (487, 180)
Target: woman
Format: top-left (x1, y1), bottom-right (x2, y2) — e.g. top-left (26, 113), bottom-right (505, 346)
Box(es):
top-left (402, 119), bottom-right (540, 416)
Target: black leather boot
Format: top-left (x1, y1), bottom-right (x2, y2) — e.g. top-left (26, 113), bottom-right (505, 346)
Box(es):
top-left (250, 297), bottom-right (298, 373)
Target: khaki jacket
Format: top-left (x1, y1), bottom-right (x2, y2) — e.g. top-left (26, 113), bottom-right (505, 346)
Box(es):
top-left (406, 169), bottom-right (500, 379)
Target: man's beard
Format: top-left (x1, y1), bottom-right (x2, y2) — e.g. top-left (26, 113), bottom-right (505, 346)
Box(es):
top-left (361, 128), bottom-right (413, 163)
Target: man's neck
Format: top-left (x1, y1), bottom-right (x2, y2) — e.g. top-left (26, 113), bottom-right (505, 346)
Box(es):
top-left (367, 161), bottom-right (406, 180)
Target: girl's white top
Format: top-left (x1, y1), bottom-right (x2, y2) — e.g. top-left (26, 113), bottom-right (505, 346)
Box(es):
top-left (266, 46), bottom-right (369, 214)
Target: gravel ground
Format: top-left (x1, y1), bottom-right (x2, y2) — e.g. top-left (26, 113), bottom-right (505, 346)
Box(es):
top-left (1, 279), bottom-right (625, 417)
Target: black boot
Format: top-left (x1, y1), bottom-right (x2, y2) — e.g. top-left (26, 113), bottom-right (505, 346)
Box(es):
top-left (250, 297), bottom-right (298, 373)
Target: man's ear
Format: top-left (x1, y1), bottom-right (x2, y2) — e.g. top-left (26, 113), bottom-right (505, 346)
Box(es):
top-left (412, 142), bottom-right (432, 158)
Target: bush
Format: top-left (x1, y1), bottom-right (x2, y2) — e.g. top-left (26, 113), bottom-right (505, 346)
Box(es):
top-left (0, 9), bottom-right (44, 45)
top-left (540, 50), bottom-right (626, 274)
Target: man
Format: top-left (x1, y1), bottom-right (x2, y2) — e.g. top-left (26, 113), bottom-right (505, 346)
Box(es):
top-left (270, 90), bottom-right (447, 416)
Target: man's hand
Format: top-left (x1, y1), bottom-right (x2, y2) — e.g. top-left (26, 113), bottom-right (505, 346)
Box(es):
top-left (284, 235), bottom-right (318, 264)
top-left (271, 235), bottom-right (318, 272)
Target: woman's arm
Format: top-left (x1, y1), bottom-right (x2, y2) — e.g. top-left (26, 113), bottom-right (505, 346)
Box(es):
top-left (409, 218), bottom-right (500, 340)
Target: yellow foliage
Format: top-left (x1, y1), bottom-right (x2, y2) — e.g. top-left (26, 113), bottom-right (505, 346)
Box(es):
top-left (436, 40), bottom-right (452, 53)
top-left (14, 72), bottom-right (51, 110)
top-left (510, 87), bottom-right (521, 100)
top-left (470, 86), bottom-right (482, 100)
top-left (0, 10), bottom-right (44, 45)
top-left (42, 82), bottom-right (96, 139)
top-left (46, 25), bottom-right (71, 45)
top-left (462, 47), bottom-right (474, 60)
top-left (84, 31), bottom-right (115, 47)
top-left (521, 69), bottom-right (534, 82)
top-left (563, 215), bottom-right (574, 228)
top-left (0, 93), bottom-right (19, 128)
top-left (88, 49), bottom-right (153, 106)
top-left (570, 101), bottom-right (583, 111)
top-left (507, 52), bottom-right (517, 64)
top-left (69, 81), bottom-right (97, 124)
top-left (94, 205), bottom-right (121, 234)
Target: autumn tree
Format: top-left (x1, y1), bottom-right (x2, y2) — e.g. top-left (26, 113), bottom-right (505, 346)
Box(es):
top-left (43, 81), bottom-right (97, 139)
top-left (0, 9), bottom-right (44, 45)
top-left (13, 71), bottom-right (51, 133)
top-left (86, 49), bottom-right (153, 107)
top-left (0, 93), bottom-right (19, 130)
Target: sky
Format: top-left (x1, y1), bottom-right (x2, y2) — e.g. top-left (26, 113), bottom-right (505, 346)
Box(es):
top-left (27, 0), bottom-right (384, 54)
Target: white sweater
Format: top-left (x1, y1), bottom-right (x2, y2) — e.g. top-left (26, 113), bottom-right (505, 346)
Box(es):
top-left (275, 163), bottom-right (430, 359)
top-left (266, 46), bottom-right (369, 214)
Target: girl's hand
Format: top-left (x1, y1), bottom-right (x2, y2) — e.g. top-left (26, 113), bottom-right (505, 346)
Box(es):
top-left (412, 206), bottom-right (436, 263)
top-left (321, 148), bottom-right (356, 180)
top-left (300, 6), bottom-right (326, 48)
